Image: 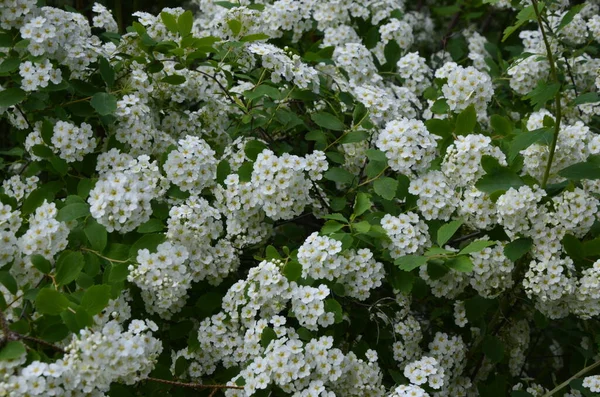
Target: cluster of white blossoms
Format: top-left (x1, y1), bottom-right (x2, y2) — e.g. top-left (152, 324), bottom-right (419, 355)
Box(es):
top-left (442, 134), bottom-right (507, 187)
top-left (375, 118), bottom-right (439, 175)
top-left (0, 319), bottom-right (162, 395)
top-left (18, 59), bottom-right (62, 91)
top-left (396, 52), bottom-right (431, 95)
top-left (470, 242), bottom-right (514, 298)
top-left (17, 200), bottom-right (68, 260)
top-left (1, 175), bottom-right (38, 201)
top-left (437, 63), bottom-right (493, 115)
top-left (333, 43), bottom-right (381, 86)
top-left (248, 43), bottom-right (320, 92)
top-left (381, 212), bottom-right (430, 259)
top-left (521, 111), bottom-right (597, 183)
top-left (164, 135), bottom-right (217, 192)
top-left (297, 232), bottom-right (385, 300)
top-left (0, 204), bottom-right (21, 269)
top-left (372, 18), bottom-right (413, 64)
top-left (91, 2), bottom-right (118, 31)
top-left (495, 185), bottom-right (547, 238)
top-left (128, 242), bottom-right (191, 318)
top-left (457, 188), bottom-right (496, 230)
top-left (409, 171), bottom-right (460, 221)
top-left (113, 94), bottom-right (158, 154)
top-left (583, 375), bottom-right (600, 393)
top-left (403, 356), bottom-right (445, 390)
top-left (88, 152), bottom-right (166, 232)
top-left (251, 149), bottom-right (328, 220)
top-left (50, 120), bottom-right (97, 162)
top-left (166, 196), bottom-right (240, 284)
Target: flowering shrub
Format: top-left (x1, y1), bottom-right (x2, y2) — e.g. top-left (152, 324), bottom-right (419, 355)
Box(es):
top-left (2, 0), bottom-right (600, 396)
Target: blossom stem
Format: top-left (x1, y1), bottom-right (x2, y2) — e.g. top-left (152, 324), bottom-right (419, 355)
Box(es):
top-left (542, 359), bottom-right (600, 397)
top-left (146, 377), bottom-right (244, 390)
top-left (531, 0), bottom-right (562, 188)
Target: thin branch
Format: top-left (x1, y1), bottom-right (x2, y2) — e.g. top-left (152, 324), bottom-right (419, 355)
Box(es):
top-left (531, 0), bottom-right (563, 188)
top-left (146, 377), bottom-right (244, 390)
top-left (542, 359), bottom-right (600, 397)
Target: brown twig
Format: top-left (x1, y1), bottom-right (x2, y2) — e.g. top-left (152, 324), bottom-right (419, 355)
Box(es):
top-left (146, 377), bottom-right (244, 390)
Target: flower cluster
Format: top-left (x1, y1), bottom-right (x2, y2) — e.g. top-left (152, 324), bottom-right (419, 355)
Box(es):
top-left (297, 232), bottom-right (385, 300)
top-left (164, 135), bottom-right (217, 192)
top-left (251, 149), bottom-right (327, 220)
top-left (19, 59), bottom-right (62, 91)
top-left (128, 242), bottom-right (191, 318)
top-left (376, 118), bottom-right (439, 175)
top-left (88, 152), bottom-right (166, 232)
top-left (50, 120), bottom-right (96, 162)
top-left (381, 212), bottom-right (430, 259)
top-left (0, 319), bottom-right (162, 395)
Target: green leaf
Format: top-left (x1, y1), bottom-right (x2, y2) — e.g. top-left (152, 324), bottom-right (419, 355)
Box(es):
top-left (30, 254), bottom-right (52, 274)
top-left (56, 203), bottom-right (90, 222)
top-left (0, 341), bottom-right (26, 361)
top-left (80, 285), bottom-right (111, 315)
top-left (524, 82), bottom-right (560, 111)
top-left (437, 220), bottom-right (463, 246)
top-left (322, 220), bottom-right (345, 234)
top-left (504, 238), bottom-right (533, 261)
top-left (0, 271), bottom-right (17, 294)
top-left (459, 240), bottom-right (496, 255)
top-left (475, 169), bottom-right (524, 194)
top-left (129, 234), bottom-right (166, 258)
top-left (373, 177), bottom-right (398, 200)
top-left (160, 11), bottom-right (179, 33)
top-left (339, 130), bottom-right (368, 144)
top-left (31, 144), bottom-right (53, 158)
top-left (98, 57), bottom-right (115, 88)
top-left (283, 260), bottom-right (302, 282)
top-left (556, 4), bottom-right (584, 32)
top-left (353, 221), bottom-right (371, 234)
top-left (324, 167), bottom-right (355, 185)
top-left (353, 192), bottom-right (371, 217)
top-left (22, 188), bottom-right (55, 215)
top-left (177, 11), bottom-right (194, 36)
top-left (508, 128), bottom-right (553, 162)
top-left (227, 19), bottom-right (242, 36)
top-left (573, 92), bottom-right (600, 106)
top-left (161, 75), bottom-right (186, 85)
top-left (365, 149), bottom-right (387, 162)
top-left (311, 112), bottom-right (345, 131)
top-left (0, 87), bottom-right (26, 107)
top-left (446, 256), bottom-right (473, 272)
top-left (244, 85), bottom-right (281, 100)
top-left (35, 288), bottom-right (70, 315)
top-left (136, 218), bottom-right (164, 234)
top-left (90, 92), bottom-right (117, 115)
top-left (503, 4), bottom-right (542, 42)
top-left (483, 335), bottom-right (505, 363)
top-left (464, 295), bottom-right (495, 323)
top-left (558, 161), bottom-right (600, 180)
top-left (260, 327), bottom-right (277, 348)
top-left (395, 255), bottom-right (428, 272)
top-left (324, 298), bottom-right (343, 323)
top-left (240, 33), bottom-right (270, 42)
top-left (562, 234), bottom-right (584, 261)
top-left (84, 219), bottom-right (107, 252)
top-left (490, 114), bottom-right (513, 136)
top-left (431, 99), bottom-right (450, 115)
top-left (216, 160), bottom-right (231, 184)
top-left (244, 140), bottom-right (268, 161)
top-left (455, 105), bottom-right (477, 135)
top-left (108, 263), bottom-right (129, 282)
top-left (322, 213), bottom-right (348, 223)
top-left (49, 156), bottom-right (68, 176)
top-left (0, 57), bottom-right (20, 74)
top-left (55, 251), bottom-right (85, 286)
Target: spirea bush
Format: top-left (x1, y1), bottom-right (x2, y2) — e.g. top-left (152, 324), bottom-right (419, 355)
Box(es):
top-left (2, 0), bottom-right (600, 396)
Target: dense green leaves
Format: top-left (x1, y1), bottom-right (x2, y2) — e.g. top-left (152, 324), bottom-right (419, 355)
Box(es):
top-left (35, 288), bottom-right (71, 315)
top-left (311, 112), bottom-right (345, 131)
top-left (90, 92), bottom-right (117, 115)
